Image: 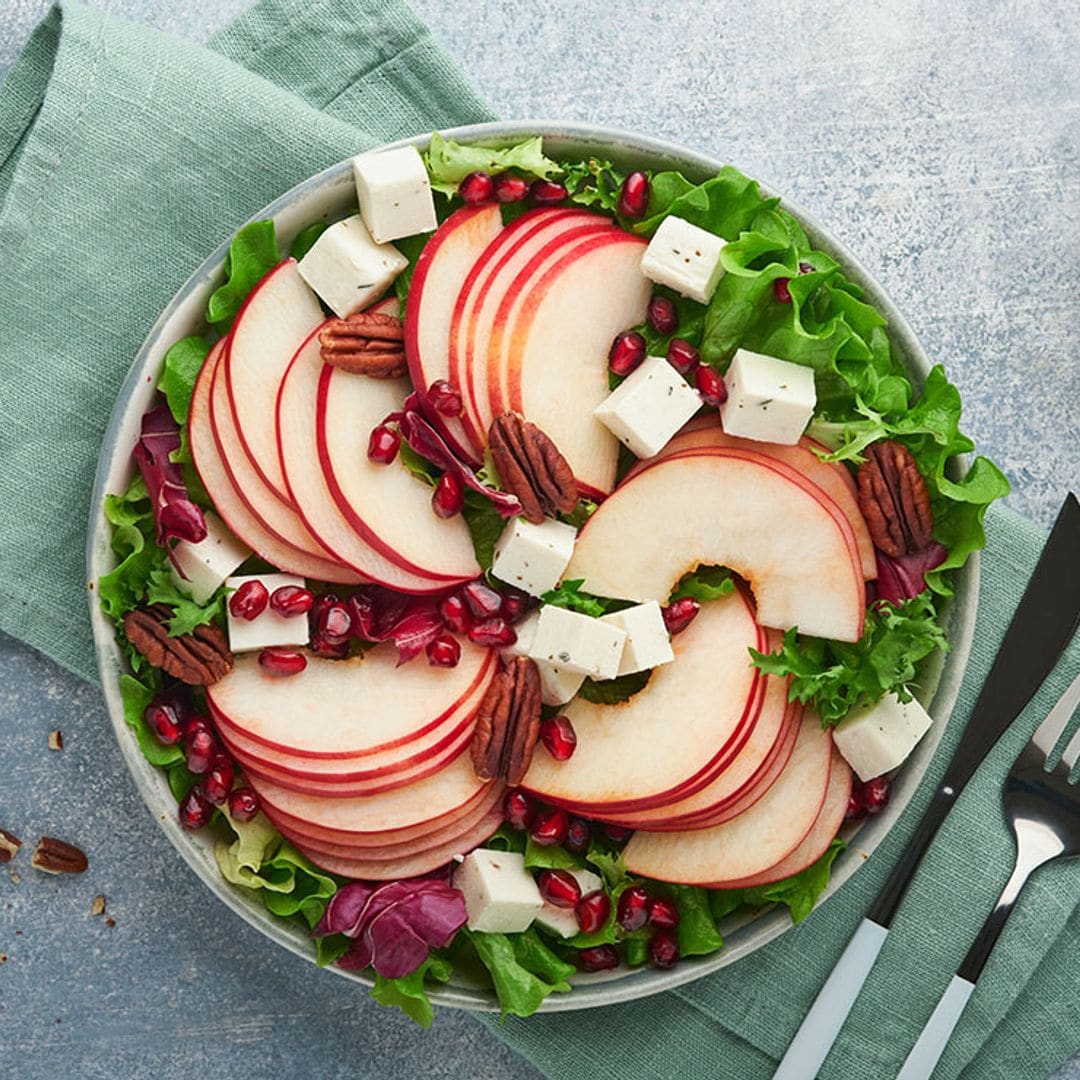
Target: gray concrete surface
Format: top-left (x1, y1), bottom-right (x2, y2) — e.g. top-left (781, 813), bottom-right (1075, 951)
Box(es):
top-left (1, 0), bottom-right (1078, 1077)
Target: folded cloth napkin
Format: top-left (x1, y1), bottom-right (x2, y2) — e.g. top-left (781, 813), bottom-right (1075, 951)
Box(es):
top-left (1, 4), bottom-right (1076, 1078)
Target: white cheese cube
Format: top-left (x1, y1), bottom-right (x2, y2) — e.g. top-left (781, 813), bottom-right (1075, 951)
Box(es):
top-left (492, 517), bottom-right (577, 598)
top-left (452, 849), bottom-right (543, 934)
top-left (719, 349), bottom-right (816, 446)
top-left (600, 601), bottom-right (674, 676)
top-left (832, 692), bottom-right (933, 782)
top-left (296, 214), bottom-right (407, 318)
top-left (640, 215), bottom-right (727, 303)
top-left (352, 146), bottom-right (438, 244)
top-left (528, 604), bottom-right (627, 681)
top-left (170, 512), bottom-right (250, 605)
top-left (594, 354), bottom-right (702, 459)
top-left (225, 573), bottom-right (310, 652)
top-left (501, 612), bottom-right (586, 705)
top-left (535, 868), bottom-right (603, 939)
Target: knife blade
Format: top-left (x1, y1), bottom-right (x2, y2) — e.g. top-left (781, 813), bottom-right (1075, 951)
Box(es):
top-left (774, 492), bottom-right (1080, 1080)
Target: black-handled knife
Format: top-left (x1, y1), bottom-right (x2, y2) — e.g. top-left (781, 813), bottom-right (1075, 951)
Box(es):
top-left (774, 492), bottom-right (1080, 1080)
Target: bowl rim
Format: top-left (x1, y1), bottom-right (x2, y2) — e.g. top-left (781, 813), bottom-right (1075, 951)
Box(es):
top-left (86, 119), bottom-right (979, 1013)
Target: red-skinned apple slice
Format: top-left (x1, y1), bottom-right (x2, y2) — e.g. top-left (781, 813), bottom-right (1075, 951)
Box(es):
top-left (206, 642), bottom-right (493, 758)
top-left (622, 713), bottom-right (833, 886)
top-left (566, 447), bottom-right (866, 642)
top-left (189, 341), bottom-right (361, 582)
top-left (521, 590), bottom-right (766, 812)
top-left (405, 203), bottom-right (503, 462)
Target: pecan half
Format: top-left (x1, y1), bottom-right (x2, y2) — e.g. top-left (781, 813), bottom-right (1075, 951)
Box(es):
top-left (471, 657), bottom-right (542, 786)
top-left (0, 828), bottom-right (21, 864)
top-left (857, 440), bottom-right (934, 557)
top-left (123, 604), bottom-right (233, 685)
top-left (48, 729), bottom-right (64, 751)
top-left (31, 837), bottom-right (88, 875)
top-left (489, 412), bottom-right (578, 524)
top-left (319, 309), bottom-right (406, 378)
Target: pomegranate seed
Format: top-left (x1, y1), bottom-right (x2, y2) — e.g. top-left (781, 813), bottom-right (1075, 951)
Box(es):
top-left (602, 823), bottom-right (632, 843)
top-left (144, 700), bottom-right (183, 746)
top-left (608, 331), bottom-right (646, 377)
top-left (530, 807), bottom-right (570, 847)
top-left (799, 261), bottom-right (815, 274)
top-left (462, 580), bottom-right (503, 619)
top-left (202, 754), bottom-right (235, 806)
top-left (577, 944), bottom-right (620, 972)
top-left (439, 593), bottom-right (473, 635)
top-left (647, 896), bottom-right (680, 930)
top-left (695, 365), bottom-right (728, 407)
top-left (427, 379), bottom-right (463, 417)
top-left (270, 585), bottom-right (314, 617)
top-left (662, 597), bottom-right (700, 635)
top-left (499, 588), bottom-right (530, 624)
top-left (861, 775), bottom-right (892, 815)
top-left (182, 714), bottom-right (211, 740)
top-left (503, 789), bottom-right (535, 830)
top-left (493, 174), bottom-right (529, 203)
top-left (426, 634), bottom-right (461, 668)
top-left (228, 786), bottom-right (261, 823)
top-left (367, 423), bottom-right (400, 465)
top-left (459, 171), bottom-right (494, 205)
top-left (229, 579), bottom-right (268, 621)
top-left (575, 891), bottom-right (612, 934)
top-left (617, 886), bottom-right (650, 932)
top-left (648, 929), bottom-right (680, 969)
top-left (309, 634), bottom-right (349, 659)
top-left (538, 868), bottom-right (581, 908)
top-left (773, 277), bottom-right (792, 304)
top-left (666, 338), bottom-right (700, 376)
top-left (184, 727), bottom-right (217, 775)
top-left (845, 787), bottom-right (866, 820)
top-left (318, 601), bottom-right (352, 644)
top-left (468, 618), bottom-right (517, 648)
top-left (432, 472), bottom-right (465, 518)
top-left (178, 787), bottom-right (214, 831)
top-left (647, 295), bottom-right (679, 336)
top-left (618, 171), bottom-right (651, 220)
top-left (530, 179), bottom-right (568, 205)
top-left (540, 715), bottom-right (577, 761)
top-left (258, 647), bottom-right (307, 677)
top-left (565, 817), bottom-right (591, 854)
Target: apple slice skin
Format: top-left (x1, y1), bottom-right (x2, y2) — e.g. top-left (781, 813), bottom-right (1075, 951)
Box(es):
top-left (622, 713), bottom-right (834, 886)
top-left (404, 203), bottom-right (503, 463)
top-left (567, 447), bottom-right (866, 643)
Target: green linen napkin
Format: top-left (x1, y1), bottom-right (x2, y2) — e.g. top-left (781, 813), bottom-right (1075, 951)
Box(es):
top-left (1, 5), bottom-right (1076, 1079)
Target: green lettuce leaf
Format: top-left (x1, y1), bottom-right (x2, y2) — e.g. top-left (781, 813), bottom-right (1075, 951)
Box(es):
top-left (465, 928), bottom-right (574, 1018)
top-left (215, 808), bottom-right (288, 891)
top-left (158, 337), bottom-right (211, 425)
top-left (524, 835), bottom-right (585, 871)
top-left (576, 669), bottom-right (652, 705)
top-left (634, 166), bottom-right (778, 238)
top-left (559, 499), bottom-right (598, 530)
top-left (670, 565), bottom-right (735, 602)
top-left (540, 578), bottom-right (610, 618)
top-left (371, 953), bottom-right (454, 1028)
top-left (166, 761), bottom-right (200, 801)
top-left (750, 593), bottom-right (947, 725)
top-left (393, 231), bottom-right (430, 313)
top-left (315, 934), bottom-right (353, 968)
top-left (206, 220), bottom-right (281, 329)
top-left (632, 286), bottom-right (707, 356)
top-left (424, 133), bottom-right (561, 195)
top-left (145, 568), bottom-right (227, 636)
top-left (290, 221), bottom-right (327, 261)
top-left (98, 476), bottom-right (161, 624)
top-left (665, 884), bottom-right (724, 956)
top-left (560, 157), bottom-right (627, 213)
top-left (462, 490), bottom-right (505, 573)
top-left (585, 847), bottom-right (629, 890)
top-left (119, 673), bottom-right (179, 767)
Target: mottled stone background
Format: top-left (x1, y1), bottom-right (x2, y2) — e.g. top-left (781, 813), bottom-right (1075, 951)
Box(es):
top-left (1, 1), bottom-right (1077, 1077)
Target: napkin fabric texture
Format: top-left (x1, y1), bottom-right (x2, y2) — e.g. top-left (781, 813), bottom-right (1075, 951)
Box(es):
top-left (1, 4), bottom-right (1077, 1079)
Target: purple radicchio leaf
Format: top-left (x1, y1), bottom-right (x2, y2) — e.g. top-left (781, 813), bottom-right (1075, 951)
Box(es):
top-left (365, 909), bottom-right (433, 979)
top-left (346, 588), bottom-right (446, 665)
top-left (874, 543), bottom-right (948, 605)
top-left (313, 880), bottom-right (376, 938)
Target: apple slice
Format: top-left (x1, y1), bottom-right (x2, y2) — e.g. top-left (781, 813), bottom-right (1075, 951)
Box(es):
top-left (206, 642), bottom-right (493, 757)
top-left (521, 590), bottom-right (765, 812)
top-left (189, 341), bottom-right (361, 582)
top-left (622, 713), bottom-right (833, 886)
top-left (223, 259), bottom-right (325, 502)
top-left (405, 203), bottom-right (503, 462)
top-left (566, 447), bottom-right (866, 642)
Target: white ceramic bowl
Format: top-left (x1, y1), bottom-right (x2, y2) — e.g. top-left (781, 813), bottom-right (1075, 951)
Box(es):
top-left (86, 121), bottom-right (978, 1012)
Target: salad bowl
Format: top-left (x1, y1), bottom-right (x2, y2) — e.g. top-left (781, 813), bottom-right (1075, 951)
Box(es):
top-left (87, 121), bottom-right (979, 1013)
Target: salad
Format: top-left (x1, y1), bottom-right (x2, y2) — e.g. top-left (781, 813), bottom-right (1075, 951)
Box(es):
top-left (97, 132), bottom-right (1008, 1024)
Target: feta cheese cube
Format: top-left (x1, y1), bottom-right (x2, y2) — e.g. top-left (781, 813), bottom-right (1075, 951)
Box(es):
top-left (594, 354), bottom-right (702, 459)
top-left (225, 573), bottom-right (310, 653)
top-left (528, 604), bottom-right (627, 681)
top-left (452, 849), bottom-right (543, 934)
top-left (600, 601), bottom-right (674, 676)
top-left (719, 349), bottom-right (816, 446)
top-left (170, 512), bottom-right (250, 605)
top-left (492, 517), bottom-right (577, 597)
top-left (832, 692), bottom-right (933, 782)
top-left (352, 146), bottom-right (438, 244)
top-left (296, 214), bottom-right (407, 318)
top-left (640, 215), bottom-right (727, 303)
top-left (502, 612), bottom-right (586, 705)
top-left (535, 868), bottom-right (603, 939)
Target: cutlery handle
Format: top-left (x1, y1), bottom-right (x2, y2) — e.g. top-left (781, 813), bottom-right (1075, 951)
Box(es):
top-left (772, 918), bottom-right (888, 1080)
top-left (896, 975), bottom-right (975, 1080)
